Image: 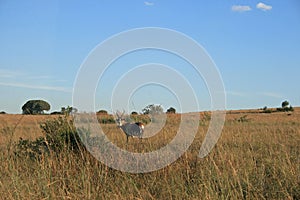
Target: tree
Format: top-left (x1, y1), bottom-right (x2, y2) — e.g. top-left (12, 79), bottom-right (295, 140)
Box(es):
top-left (50, 111), bottom-right (61, 115)
top-left (277, 100), bottom-right (294, 112)
top-left (22, 100), bottom-right (50, 114)
top-left (166, 107), bottom-right (176, 114)
top-left (263, 106), bottom-right (267, 111)
top-left (97, 110), bottom-right (108, 115)
top-left (281, 100), bottom-right (289, 108)
top-left (61, 106), bottom-right (77, 116)
top-left (142, 104), bottom-right (164, 115)
top-left (131, 111), bottom-right (138, 115)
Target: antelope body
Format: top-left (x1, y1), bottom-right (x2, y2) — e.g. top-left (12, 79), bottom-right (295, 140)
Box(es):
top-left (116, 112), bottom-right (144, 143)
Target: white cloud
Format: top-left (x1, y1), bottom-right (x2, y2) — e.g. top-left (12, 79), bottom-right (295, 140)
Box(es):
top-left (226, 91), bottom-right (248, 97)
top-left (0, 69), bottom-right (68, 83)
top-left (260, 92), bottom-right (283, 98)
top-left (144, 1), bottom-right (154, 6)
top-left (26, 75), bottom-right (67, 82)
top-left (0, 81), bottom-right (72, 93)
top-left (231, 5), bottom-right (252, 12)
top-left (0, 69), bottom-right (71, 93)
top-left (256, 2), bottom-right (272, 11)
top-left (0, 69), bottom-right (24, 78)
top-left (227, 91), bottom-right (283, 99)
top-left (26, 75), bottom-right (53, 80)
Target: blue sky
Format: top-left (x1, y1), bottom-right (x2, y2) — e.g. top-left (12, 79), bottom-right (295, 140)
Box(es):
top-left (0, 0), bottom-right (299, 113)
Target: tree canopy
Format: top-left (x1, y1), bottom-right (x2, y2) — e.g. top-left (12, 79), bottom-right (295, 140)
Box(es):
top-left (142, 104), bottom-right (164, 115)
top-left (62, 106), bottom-right (77, 116)
top-left (166, 107), bottom-right (176, 114)
top-left (97, 110), bottom-right (108, 115)
top-left (281, 100), bottom-right (289, 108)
top-left (276, 100), bottom-right (294, 112)
top-left (22, 100), bottom-right (50, 114)
top-left (131, 111), bottom-right (138, 115)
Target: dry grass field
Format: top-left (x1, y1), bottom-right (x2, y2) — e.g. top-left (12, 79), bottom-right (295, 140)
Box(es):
top-left (0, 108), bottom-right (299, 199)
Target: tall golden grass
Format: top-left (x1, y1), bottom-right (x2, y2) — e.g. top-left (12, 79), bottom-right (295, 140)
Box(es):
top-left (0, 109), bottom-right (299, 199)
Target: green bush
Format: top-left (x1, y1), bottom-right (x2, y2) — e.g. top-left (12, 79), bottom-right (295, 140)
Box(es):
top-left (133, 114), bottom-right (151, 124)
top-left (15, 117), bottom-right (86, 158)
top-left (40, 117), bottom-right (84, 153)
top-left (97, 110), bottom-right (108, 115)
top-left (276, 106), bottom-right (294, 112)
top-left (236, 115), bottom-right (250, 123)
top-left (15, 137), bottom-right (48, 159)
top-left (262, 109), bottom-right (273, 113)
top-left (97, 115), bottom-right (116, 124)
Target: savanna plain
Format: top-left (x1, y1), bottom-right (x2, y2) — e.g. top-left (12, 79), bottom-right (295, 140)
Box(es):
top-left (0, 108), bottom-right (299, 199)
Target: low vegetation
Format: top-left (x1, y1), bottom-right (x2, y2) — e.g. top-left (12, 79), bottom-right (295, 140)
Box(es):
top-left (0, 109), bottom-right (299, 199)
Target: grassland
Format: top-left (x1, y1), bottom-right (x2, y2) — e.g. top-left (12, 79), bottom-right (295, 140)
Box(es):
top-left (0, 108), bottom-right (299, 199)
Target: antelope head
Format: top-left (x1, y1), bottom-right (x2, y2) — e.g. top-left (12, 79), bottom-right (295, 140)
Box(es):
top-left (115, 110), bottom-right (126, 127)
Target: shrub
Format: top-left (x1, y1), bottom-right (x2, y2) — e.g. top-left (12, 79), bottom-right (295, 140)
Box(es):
top-left (133, 114), bottom-right (151, 124)
top-left (236, 115), bottom-right (250, 122)
top-left (203, 112), bottom-right (211, 121)
top-left (262, 109), bottom-right (273, 113)
top-left (277, 106), bottom-right (294, 112)
top-left (40, 117), bottom-right (85, 153)
top-left (15, 137), bottom-right (48, 159)
top-left (97, 115), bottom-right (116, 124)
top-left (14, 117), bottom-right (86, 158)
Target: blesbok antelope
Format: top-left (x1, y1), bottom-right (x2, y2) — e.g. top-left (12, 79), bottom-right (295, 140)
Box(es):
top-left (115, 111), bottom-right (144, 143)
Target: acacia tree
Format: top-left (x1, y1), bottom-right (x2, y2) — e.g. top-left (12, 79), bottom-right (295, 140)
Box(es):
top-left (131, 111), bottom-right (138, 115)
top-left (281, 100), bottom-right (289, 108)
top-left (22, 100), bottom-right (50, 114)
top-left (142, 104), bottom-right (164, 115)
top-left (97, 110), bottom-right (108, 115)
top-left (277, 100), bottom-right (294, 112)
top-left (166, 107), bottom-right (176, 114)
top-left (62, 106), bottom-right (77, 116)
